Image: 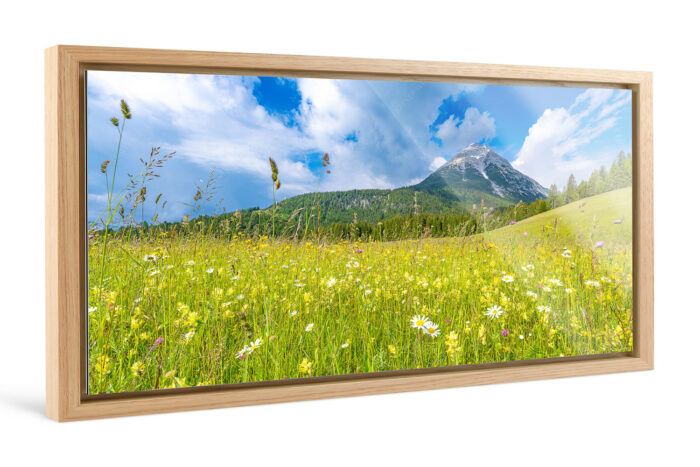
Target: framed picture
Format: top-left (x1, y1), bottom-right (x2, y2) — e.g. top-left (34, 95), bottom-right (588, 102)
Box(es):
top-left (45, 45), bottom-right (653, 421)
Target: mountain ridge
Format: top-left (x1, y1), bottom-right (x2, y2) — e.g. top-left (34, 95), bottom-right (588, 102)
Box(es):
top-left (266, 144), bottom-right (547, 225)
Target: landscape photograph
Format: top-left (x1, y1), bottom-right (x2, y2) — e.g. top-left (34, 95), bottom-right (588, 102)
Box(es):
top-left (86, 70), bottom-right (633, 394)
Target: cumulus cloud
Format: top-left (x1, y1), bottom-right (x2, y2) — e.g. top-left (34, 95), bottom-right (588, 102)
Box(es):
top-left (87, 72), bottom-right (484, 210)
top-left (512, 89), bottom-right (631, 187)
top-left (433, 107), bottom-right (496, 154)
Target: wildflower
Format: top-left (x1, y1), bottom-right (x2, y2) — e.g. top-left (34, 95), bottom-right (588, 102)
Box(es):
top-left (600, 276), bottom-right (611, 283)
top-left (519, 334), bottom-right (525, 340)
top-left (341, 342), bottom-right (350, 349)
top-left (388, 344), bottom-right (396, 355)
top-left (484, 305), bottom-right (504, 319)
top-left (94, 355), bottom-right (111, 375)
top-left (206, 268), bottom-right (214, 274)
top-left (423, 322), bottom-right (440, 337)
top-left (613, 219), bottom-right (623, 224)
top-left (131, 361), bottom-right (145, 377)
top-left (149, 337), bottom-right (164, 350)
top-left (298, 357), bottom-right (313, 375)
top-left (585, 280), bottom-right (601, 289)
top-left (594, 241), bottom-right (605, 248)
top-left (549, 279), bottom-right (563, 286)
top-left (561, 250), bottom-right (573, 258)
top-left (248, 338), bottom-right (263, 353)
top-left (236, 294), bottom-right (245, 300)
top-left (326, 277), bottom-right (337, 287)
top-left (289, 310), bottom-right (298, 317)
top-left (509, 221), bottom-right (517, 225)
top-left (354, 249), bottom-right (364, 254)
top-left (185, 330), bottom-right (195, 341)
top-left (445, 331), bottom-right (460, 357)
top-left (501, 275), bottom-right (515, 283)
top-left (410, 315), bottom-right (429, 329)
top-left (237, 345), bottom-right (250, 359)
top-left (565, 288), bottom-right (574, 294)
top-left (143, 254), bottom-right (158, 261)
top-left (536, 305), bottom-right (552, 313)
top-left (543, 286), bottom-right (552, 292)
top-left (305, 323), bottom-right (315, 332)
top-left (525, 291), bottom-right (538, 299)
top-left (501, 329), bottom-right (510, 337)
top-left (88, 306), bottom-right (97, 313)
top-left (523, 232), bottom-right (528, 237)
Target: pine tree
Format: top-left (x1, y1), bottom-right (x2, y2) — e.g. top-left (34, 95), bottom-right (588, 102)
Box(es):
top-left (564, 174), bottom-right (579, 203)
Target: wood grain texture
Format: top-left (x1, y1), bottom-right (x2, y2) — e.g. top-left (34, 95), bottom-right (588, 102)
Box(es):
top-left (45, 45), bottom-right (654, 421)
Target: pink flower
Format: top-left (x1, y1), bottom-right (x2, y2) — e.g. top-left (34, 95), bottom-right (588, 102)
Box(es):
top-left (613, 220), bottom-right (623, 224)
top-left (523, 232), bottom-right (528, 237)
top-left (594, 241), bottom-right (605, 248)
top-left (149, 337), bottom-right (165, 350)
top-left (509, 221), bottom-right (517, 225)
top-left (501, 329), bottom-right (510, 337)
top-left (354, 249), bottom-right (364, 254)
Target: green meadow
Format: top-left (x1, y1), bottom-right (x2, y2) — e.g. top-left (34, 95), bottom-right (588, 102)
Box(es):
top-left (88, 187), bottom-right (632, 393)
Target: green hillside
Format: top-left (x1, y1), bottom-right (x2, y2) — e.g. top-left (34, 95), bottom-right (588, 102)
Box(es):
top-left (486, 187), bottom-right (632, 247)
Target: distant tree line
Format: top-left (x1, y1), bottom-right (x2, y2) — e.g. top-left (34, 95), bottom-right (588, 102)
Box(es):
top-left (547, 151), bottom-right (632, 208)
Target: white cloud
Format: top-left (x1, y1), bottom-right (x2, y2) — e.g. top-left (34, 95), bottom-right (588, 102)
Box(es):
top-left (433, 108), bottom-right (496, 154)
top-left (429, 157), bottom-right (448, 171)
top-left (512, 89), bottom-right (631, 187)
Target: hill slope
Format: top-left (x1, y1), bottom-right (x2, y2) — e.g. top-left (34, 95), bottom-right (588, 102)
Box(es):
top-left (486, 187), bottom-right (632, 247)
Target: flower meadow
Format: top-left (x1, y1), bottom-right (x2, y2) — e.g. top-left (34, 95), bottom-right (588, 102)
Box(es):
top-left (87, 100), bottom-right (632, 394)
top-left (88, 188), bottom-right (632, 393)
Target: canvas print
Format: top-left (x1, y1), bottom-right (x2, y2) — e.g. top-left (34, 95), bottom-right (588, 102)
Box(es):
top-left (86, 71), bottom-right (633, 394)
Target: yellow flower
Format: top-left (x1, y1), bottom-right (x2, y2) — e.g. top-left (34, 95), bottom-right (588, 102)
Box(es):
top-left (298, 357), bottom-right (313, 376)
top-left (131, 361), bottom-right (145, 377)
top-left (94, 355), bottom-right (111, 376)
top-left (388, 344), bottom-right (396, 355)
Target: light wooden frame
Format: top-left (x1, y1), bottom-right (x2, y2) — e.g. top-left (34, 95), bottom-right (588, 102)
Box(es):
top-left (45, 45), bottom-right (653, 421)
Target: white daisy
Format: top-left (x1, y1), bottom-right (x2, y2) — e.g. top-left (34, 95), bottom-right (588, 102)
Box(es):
top-left (561, 250), bottom-right (573, 258)
top-left (247, 338), bottom-right (263, 352)
top-left (326, 277), bottom-right (337, 287)
top-left (305, 323), bottom-right (314, 332)
top-left (422, 322), bottom-right (440, 337)
top-left (525, 291), bottom-right (538, 299)
top-left (536, 305), bottom-right (552, 313)
top-left (549, 279), bottom-right (563, 286)
top-left (289, 310), bottom-right (298, 317)
top-left (565, 288), bottom-right (574, 294)
top-left (410, 315), bottom-right (429, 329)
top-left (206, 268), bottom-right (214, 274)
top-left (484, 305), bottom-right (504, 319)
top-left (143, 254), bottom-right (158, 262)
top-left (501, 275), bottom-right (515, 283)
top-left (184, 330), bottom-right (195, 340)
top-left (341, 342), bottom-right (350, 349)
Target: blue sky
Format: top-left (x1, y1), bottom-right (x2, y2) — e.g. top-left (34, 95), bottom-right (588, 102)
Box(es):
top-left (87, 71), bottom-right (631, 222)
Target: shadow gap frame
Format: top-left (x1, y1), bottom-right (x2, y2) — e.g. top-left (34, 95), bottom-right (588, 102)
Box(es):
top-left (45, 45), bottom-right (654, 421)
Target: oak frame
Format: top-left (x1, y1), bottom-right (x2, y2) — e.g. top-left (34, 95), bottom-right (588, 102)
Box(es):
top-left (45, 45), bottom-right (654, 421)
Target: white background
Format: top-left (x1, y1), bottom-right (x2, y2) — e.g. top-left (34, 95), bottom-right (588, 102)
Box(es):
top-left (0, 1), bottom-right (697, 465)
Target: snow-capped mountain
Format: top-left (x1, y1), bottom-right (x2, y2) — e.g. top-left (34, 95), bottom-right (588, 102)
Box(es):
top-left (414, 143), bottom-right (548, 205)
